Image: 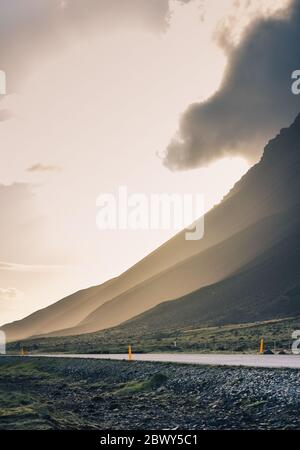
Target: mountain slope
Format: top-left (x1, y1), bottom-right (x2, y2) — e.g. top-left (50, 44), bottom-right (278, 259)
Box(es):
top-left (51, 203), bottom-right (300, 336)
top-left (45, 112), bottom-right (300, 337)
top-left (3, 113), bottom-right (300, 341)
top-left (121, 204), bottom-right (300, 331)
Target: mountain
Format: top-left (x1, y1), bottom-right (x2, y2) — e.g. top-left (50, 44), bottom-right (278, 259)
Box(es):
top-left (51, 203), bottom-right (300, 337)
top-left (120, 205), bottom-right (300, 332)
top-left (3, 113), bottom-right (300, 342)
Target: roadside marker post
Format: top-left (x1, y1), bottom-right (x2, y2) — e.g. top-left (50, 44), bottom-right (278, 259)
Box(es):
top-left (128, 345), bottom-right (133, 361)
top-left (259, 338), bottom-right (264, 354)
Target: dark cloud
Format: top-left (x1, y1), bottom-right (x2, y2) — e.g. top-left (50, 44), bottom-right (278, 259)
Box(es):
top-left (164, 0), bottom-right (300, 170)
top-left (27, 163), bottom-right (61, 173)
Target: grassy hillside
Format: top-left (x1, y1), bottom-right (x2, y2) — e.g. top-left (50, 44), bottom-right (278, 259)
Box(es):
top-left (7, 316), bottom-right (300, 355)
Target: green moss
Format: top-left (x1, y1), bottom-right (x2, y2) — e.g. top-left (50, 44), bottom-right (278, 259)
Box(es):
top-left (0, 361), bottom-right (50, 379)
top-left (0, 405), bottom-right (35, 418)
top-left (115, 373), bottom-right (168, 396)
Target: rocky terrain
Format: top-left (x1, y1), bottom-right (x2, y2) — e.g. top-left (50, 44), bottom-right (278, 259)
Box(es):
top-left (0, 356), bottom-right (299, 430)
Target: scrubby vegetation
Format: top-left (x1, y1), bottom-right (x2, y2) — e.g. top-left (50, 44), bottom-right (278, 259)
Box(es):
top-left (7, 316), bottom-right (300, 355)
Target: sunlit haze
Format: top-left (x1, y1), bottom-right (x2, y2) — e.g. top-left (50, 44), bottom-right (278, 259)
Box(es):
top-left (0, 0), bottom-right (290, 325)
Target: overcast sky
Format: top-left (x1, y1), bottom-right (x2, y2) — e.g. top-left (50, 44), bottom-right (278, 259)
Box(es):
top-left (0, 0), bottom-right (294, 325)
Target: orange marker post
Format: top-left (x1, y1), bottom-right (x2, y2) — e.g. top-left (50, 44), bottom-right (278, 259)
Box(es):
top-left (128, 345), bottom-right (133, 361)
top-left (259, 338), bottom-right (264, 354)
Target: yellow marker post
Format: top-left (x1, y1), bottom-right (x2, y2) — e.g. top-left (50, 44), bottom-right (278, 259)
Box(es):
top-left (259, 338), bottom-right (264, 354)
top-left (128, 345), bottom-right (132, 361)
top-left (20, 347), bottom-right (25, 357)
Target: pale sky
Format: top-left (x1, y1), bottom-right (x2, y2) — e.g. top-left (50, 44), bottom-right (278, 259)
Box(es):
top-left (0, 0), bottom-right (290, 325)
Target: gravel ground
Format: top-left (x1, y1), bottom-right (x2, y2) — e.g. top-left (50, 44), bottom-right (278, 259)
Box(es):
top-left (0, 356), bottom-right (299, 430)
